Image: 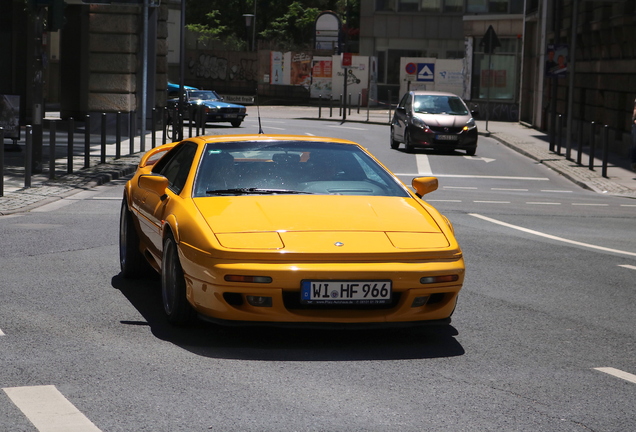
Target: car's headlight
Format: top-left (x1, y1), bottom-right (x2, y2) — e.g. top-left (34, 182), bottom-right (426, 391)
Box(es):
top-left (412, 116), bottom-right (428, 129)
top-left (463, 118), bottom-right (476, 131)
top-left (206, 106), bottom-right (219, 113)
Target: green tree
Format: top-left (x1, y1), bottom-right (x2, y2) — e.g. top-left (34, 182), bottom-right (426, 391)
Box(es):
top-left (185, 0), bottom-right (359, 51)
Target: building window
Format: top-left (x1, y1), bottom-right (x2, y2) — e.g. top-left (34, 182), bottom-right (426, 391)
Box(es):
top-left (375, 0), bottom-right (395, 11)
top-left (471, 38), bottom-right (521, 101)
top-left (421, 0), bottom-right (442, 12)
top-left (466, 0), bottom-right (518, 13)
top-left (399, 0), bottom-right (420, 12)
top-left (444, 0), bottom-right (463, 12)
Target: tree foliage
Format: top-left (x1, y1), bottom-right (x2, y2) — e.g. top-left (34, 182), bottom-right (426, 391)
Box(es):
top-left (185, 0), bottom-right (359, 51)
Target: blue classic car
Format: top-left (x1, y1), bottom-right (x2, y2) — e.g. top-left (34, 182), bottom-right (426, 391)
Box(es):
top-left (167, 89), bottom-right (247, 128)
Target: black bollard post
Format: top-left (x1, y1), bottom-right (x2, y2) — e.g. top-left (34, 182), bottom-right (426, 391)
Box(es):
top-left (556, 115), bottom-right (562, 155)
top-left (318, 95), bottom-right (322, 119)
top-left (602, 125), bottom-right (609, 178)
top-left (49, 121), bottom-right (56, 179)
top-left (116, 112), bottom-right (121, 159)
top-left (25, 125), bottom-right (33, 188)
top-left (101, 113), bottom-right (107, 164)
top-left (0, 127), bottom-right (4, 196)
top-left (84, 114), bottom-right (91, 169)
top-left (576, 119), bottom-right (584, 165)
top-left (68, 117), bottom-right (74, 174)
top-left (151, 108), bottom-right (156, 149)
top-left (589, 122), bottom-right (596, 171)
top-left (129, 111), bottom-right (135, 155)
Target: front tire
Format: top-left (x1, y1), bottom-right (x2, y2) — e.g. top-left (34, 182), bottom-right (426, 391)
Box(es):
top-left (231, 120), bottom-right (242, 127)
top-left (161, 233), bottom-right (197, 325)
top-left (405, 129), bottom-right (415, 153)
top-left (119, 199), bottom-right (147, 278)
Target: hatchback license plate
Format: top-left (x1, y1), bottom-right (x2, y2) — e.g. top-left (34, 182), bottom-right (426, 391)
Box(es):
top-left (301, 280), bottom-right (392, 304)
top-left (436, 134), bottom-right (458, 141)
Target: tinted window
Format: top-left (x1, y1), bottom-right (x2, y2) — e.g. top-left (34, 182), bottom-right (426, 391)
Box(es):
top-left (193, 141), bottom-right (410, 198)
top-left (152, 142), bottom-right (197, 194)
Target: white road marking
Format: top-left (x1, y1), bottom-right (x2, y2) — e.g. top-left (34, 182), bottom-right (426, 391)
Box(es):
top-left (416, 154), bottom-right (433, 175)
top-left (427, 199), bottom-right (463, 202)
top-left (491, 188), bottom-right (528, 191)
top-left (0, 328), bottom-right (4, 336)
top-left (3, 385), bottom-right (102, 432)
top-left (327, 125), bottom-right (367, 130)
top-left (571, 203), bottom-right (609, 206)
top-left (526, 202), bottom-right (561, 205)
top-left (463, 156), bottom-right (496, 163)
top-left (541, 189), bottom-right (572, 193)
top-left (470, 213), bottom-right (636, 257)
top-left (474, 201), bottom-right (511, 204)
top-left (394, 173), bottom-right (550, 181)
top-left (261, 126), bottom-right (286, 130)
top-left (593, 368), bottom-right (636, 384)
top-left (618, 264), bottom-right (636, 270)
top-left (620, 204), bottom-right (636, 207)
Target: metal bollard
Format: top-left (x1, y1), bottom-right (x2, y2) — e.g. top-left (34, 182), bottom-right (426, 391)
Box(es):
top-left (129, 111), bottom-right (135, 155)
top-left (162, 107), bottom-right (167, 145)
top-left (576, 119), bottom-right (584, 165)
top-left (116, 112), bottom-right (121, 159)
top-left (84, 114), bottom-right (91, 169)
top-left (0, 127), bottom-right (4, 196)
top-left (101, 113), bottom-right (107, 164)
top-left (189, 105), bottom-right (194, 138)
top-left (25, 125), bottom-right (33, 188)
top-left (589, 122), bottom-right (596, 171)
top-left (602, 125), bottom-right (609, 178)
top-left (357, 93), bottom-right (361, 114)
top-left (556, 115), bottom-right (562, 155)
top-left (151, 108), bottom-right (156, 149)
top-left (348, 93), bottom-right (352, 115)
top-left (318, 95), bottom-right (322, 119)
top-left (49, 121), bottom-right (56, 180)
top-left (329, 98), bottom-right (333, 118)
top-left (201, 107), bottom-right (206, 136)
top-left (339, 94), bottom-right (343, 116)
top-left (68, 117), bottom-right (74, 174)
top-left (388, 91), bottom-right (393, 123)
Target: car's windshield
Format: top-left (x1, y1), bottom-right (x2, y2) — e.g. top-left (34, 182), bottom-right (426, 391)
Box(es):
top-left (413, 95), bottom-right (468, 115)
top-left (193, 141), bottom-right (410, 197)
top-left (187, 91), bottom-right (221, 101)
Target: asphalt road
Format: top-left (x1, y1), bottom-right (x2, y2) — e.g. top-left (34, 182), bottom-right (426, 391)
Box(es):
top-left (1, 118), bottom-right (635, 431)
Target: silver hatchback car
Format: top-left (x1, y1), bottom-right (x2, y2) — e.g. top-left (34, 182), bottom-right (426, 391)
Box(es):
top-left (390, 91), bottom-right (478, 155)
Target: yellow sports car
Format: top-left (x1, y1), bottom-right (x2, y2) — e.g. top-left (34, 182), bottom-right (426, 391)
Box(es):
top-left (119, 134), bottom-right (465, 327)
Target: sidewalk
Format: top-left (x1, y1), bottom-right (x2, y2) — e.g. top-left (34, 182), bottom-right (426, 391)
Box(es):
top-left (1, 105), bottom-right (635, 215)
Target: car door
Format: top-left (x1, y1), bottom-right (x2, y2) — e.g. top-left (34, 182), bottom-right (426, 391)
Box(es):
top-left (392, 93), bottom-right (411, 141)
top-left (135, 142), bottom-right (197, 256)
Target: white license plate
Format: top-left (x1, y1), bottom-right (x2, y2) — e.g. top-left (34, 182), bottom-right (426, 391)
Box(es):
top-left (436, 134), bottom-right (458, 141)
top-left (226, 114), bottom-right (238, 118)
top-left (301, 280), bottom-right (392, 304)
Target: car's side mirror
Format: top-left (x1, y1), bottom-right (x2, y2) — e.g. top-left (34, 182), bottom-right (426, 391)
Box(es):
top-left (138, 174), bottom-right (169, 198)
top-left (396, 106), bottom-right (405, 113)
top-left (412, 176), bottom-right (439, 197)
top-left (471, 109), bottom-right (479, 118)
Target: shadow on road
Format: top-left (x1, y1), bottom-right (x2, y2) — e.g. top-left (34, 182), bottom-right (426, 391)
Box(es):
top-left (112, 274), bottom-right (465, 362)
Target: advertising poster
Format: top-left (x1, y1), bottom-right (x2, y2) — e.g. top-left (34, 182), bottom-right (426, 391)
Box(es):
top-left (435, 59), bottom-right (466, 98)
top-left (310, 57), bottom-right (333, 98)
top-left (331, 55), bottom-right (370, 102)
top-left (270, 51), bottom-right (284, 85)
top-left (0, 95), bottom-right (20, 139)
top-left (290, 52), bottom-right (312, 88)
top-left (545, 44), bottom-right (568, 77)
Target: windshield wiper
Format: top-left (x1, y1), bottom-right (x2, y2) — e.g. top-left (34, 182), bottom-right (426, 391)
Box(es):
top-left (206, 188), bottom-right (313, 195)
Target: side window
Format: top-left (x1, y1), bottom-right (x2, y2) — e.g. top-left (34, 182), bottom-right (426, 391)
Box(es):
top-left (152, 142), bottom-right (197, 195)
top-left (398, 93), bottom-right (409, 109)
top-left (404, 94), bottom-right (413, 112)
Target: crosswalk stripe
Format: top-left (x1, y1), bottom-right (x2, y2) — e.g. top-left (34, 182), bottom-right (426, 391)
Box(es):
top-left (3, 385), bottom-right (102, 432)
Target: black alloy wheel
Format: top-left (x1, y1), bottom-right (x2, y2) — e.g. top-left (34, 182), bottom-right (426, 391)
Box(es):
top-left (161, 233), bottom-right (197, 325)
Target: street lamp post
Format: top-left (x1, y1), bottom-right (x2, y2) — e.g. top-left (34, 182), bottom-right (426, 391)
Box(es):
top-left (243, 14), bottom-right (254, 51)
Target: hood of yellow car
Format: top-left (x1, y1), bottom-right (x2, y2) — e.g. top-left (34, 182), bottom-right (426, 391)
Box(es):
top-left (193, 195), bottom-right (451, 252)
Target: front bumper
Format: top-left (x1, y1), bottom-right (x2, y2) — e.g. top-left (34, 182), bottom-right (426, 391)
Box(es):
top-left (181, 256), bottom-right (464, 325)
top-left (409, 126), bottom-right (478, 150)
